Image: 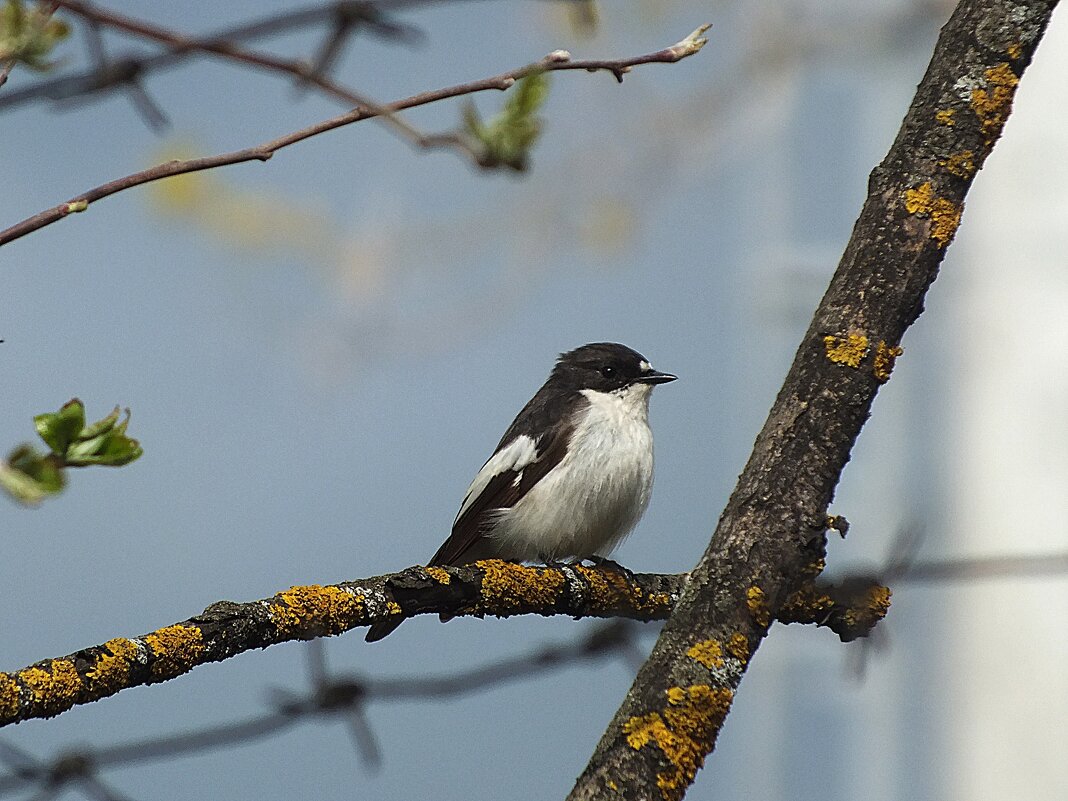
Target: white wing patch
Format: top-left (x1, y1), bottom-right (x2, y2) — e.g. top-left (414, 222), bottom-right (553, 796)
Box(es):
top-left (455, 434), bottom-right (538, 523)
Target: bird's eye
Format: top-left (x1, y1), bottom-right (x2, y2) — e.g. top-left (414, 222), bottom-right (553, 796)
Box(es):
top-left (600, 365), bottom-right (616, 378)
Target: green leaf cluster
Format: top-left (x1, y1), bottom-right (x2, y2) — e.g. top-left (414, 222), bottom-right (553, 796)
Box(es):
top-left (463, 72), bottom-right (550, 171)
top-left (0, 0), bottom-right (69, 72)
top-left (1, 399), bottom-right (142, 505)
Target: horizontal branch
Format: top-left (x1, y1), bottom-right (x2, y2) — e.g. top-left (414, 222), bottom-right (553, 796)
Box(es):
top-left (0, 24), bottom-right (710, 247)
top-left (0, 561), bottom-right (885, 729)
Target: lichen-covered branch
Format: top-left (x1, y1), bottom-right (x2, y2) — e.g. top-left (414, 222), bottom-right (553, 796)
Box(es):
top-left (567, 1), bottom-right (1060, 799)
top-left (0, 562), bottom-right (884, 729)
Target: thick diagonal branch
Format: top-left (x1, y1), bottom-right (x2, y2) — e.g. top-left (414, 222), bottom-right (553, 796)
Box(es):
top-left (567, 2), bottom-right (1060, 800)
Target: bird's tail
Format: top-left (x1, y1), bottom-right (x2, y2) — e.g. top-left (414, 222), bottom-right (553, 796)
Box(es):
top-left (365, 617), bottom-right (404, 642)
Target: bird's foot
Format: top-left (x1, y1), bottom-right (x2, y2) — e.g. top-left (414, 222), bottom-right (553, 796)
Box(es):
top-left (583, 555), bottom-right (637, 580)
top-left (538, 554), bottom-right (569, 570)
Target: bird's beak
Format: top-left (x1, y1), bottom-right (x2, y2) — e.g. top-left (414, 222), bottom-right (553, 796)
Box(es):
top-left (637, 370), bottom-right (678, 385)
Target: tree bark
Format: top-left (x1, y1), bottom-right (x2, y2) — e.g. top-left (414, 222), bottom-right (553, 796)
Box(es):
top-left (567, 1), bottom-right (1060, 799)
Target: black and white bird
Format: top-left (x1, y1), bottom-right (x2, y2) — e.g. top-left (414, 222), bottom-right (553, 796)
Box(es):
top-left (365, 342), bottom-right (676, 641)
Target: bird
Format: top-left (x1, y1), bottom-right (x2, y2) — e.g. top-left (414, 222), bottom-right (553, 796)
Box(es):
top-left (365, 342), bottom-right (676, 641)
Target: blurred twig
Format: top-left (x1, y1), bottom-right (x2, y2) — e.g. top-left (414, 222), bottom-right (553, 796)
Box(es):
top-left (0, 0), bottom-right (421, 105)
top-left (0, 621), bottom-right (645, 797)
top-left (0, 24), bottom-right (710, 247)
top-left (51, 0), bottom-right (444, 152)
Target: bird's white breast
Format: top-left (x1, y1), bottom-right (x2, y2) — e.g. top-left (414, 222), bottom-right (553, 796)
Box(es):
top-left (488, 383), bottom-right (656, 561)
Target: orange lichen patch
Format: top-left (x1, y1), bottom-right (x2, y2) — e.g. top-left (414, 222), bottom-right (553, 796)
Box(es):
top-left (904, 181), bottom-right (934, 214)
top-left (0, 673), bottom-right (21, 720)
top-left (18, 660), bottom-right (82, 717)
top-left (144, 625), bottom-right (205, 680)
top-left (425, 566), bottom-right (452, 585)
top-left (935, 109), bottom-right (955, 126)
top-left (623, 685), bottom-right (734, 800)
top-left (780, 584), bottom-right (835, 623)
top-left (904, 182), bottom-right (961, 247)
top-left (1007, 43), bottom-right (1022, 59)
top-left (842, 585), bottom-right (893, 630)
top-left (85, 638), bottom-right (140, 695)
top-left (941, 150), bottom-right (976, 179)
top-left (823, 332), bottom-right (869, 368)
top-left (386, 600), bottom-right (402, 615)
top-left (476, 560), bottom-right (564, 615)
top-left (726, 633), bottom-right (750, 663)
top-left (686, 639), bottom-right (723, 669)
top-left (272, 585), bottom-right (364, 638)
top-left (971, 62), bottom-right (1019, 146)
top-left (873, 341), bottom-right (904, 383)
top-left (746, 586), bottom-right (770, 628)
top-left (572, 564), bottom-right (674, 617)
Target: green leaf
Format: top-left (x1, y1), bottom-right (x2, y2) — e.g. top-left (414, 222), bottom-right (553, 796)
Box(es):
top-left (0, 0), bottom-right (69, 72)
top-left (1, 445), bottom-right (65, 505)
top-left (79, 405), bottom-right (121, 439)
top-left (64, 409), bottom-right (142, 467)
top-left (34, 398), bottom-right (85, 454)
top-left (464, 72), bottom-right (551, 171)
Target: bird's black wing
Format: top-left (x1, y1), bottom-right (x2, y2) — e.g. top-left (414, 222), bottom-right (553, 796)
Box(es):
top-left (429, 386), bottom-right (583, 566)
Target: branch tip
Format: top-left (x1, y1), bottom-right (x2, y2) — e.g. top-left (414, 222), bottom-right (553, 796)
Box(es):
top-left (669, 23), bottom-right (712, 59)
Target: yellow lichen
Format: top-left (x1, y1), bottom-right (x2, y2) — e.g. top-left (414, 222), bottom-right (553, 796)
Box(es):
top-left (143, 625), bottom-right (205, 680)
top-left (823, 332), bottom-right (869, 369)
top-left (0, 673), bottom-right (21, 720)
top-left (904, 182), bottom-right (962, 247)
top-left (780, 584), bottom-right (835, 622)
top-left (935, 109), bottom-right (955, 126)
top-left (726, 633), bottom-right (749, 663)
top-left (570, 563), bottom-right (674, 617)
top-left (622, 685), bottom-right (734, 800)
top-left (85, 638), bottom-right (140, 695)
top-left (746, 586), bottom-right (770, 627)
top-left (873, 341), bottom-right (904, 383)
top-left (971, 62), bottom-right (1019, 146)
top-left (425, 566), bottom-right (452, 585)
top-left (842, 585), bottom-right (893, 629)
top-left (477, 560), bottom-right (565, 615)
top-left (272, 585), bottom-right (364, 638)
top-left (942, 150), bottom-right (976, 179)
top-left (686, 640), bottom-right (724, 669)
top-left (1007, 43), bottom-right (1022, 60)
top-left (386, 600), bottom-right (402, 615)
top-left (803, 558), bottom-right (826, 579)
top-left (18, 660), bottom-right (82, 716)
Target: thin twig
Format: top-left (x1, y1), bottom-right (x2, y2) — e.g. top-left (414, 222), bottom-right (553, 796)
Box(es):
top-left (0, 25), bottom-right (710, 247)
top-left (52, 0), bottom-right (445, 154)
top-left (0, 0), bottom-right (441, 109)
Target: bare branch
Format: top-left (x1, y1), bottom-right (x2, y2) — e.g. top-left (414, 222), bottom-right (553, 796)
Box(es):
top-left (51, 0), bottom-right (444, 153)
top-left (0, 27), bottom-right (710, 247)
top-left (0, 0), bottom-right (421, 104)
top-left (567, 2), bottom-right (1061, 799)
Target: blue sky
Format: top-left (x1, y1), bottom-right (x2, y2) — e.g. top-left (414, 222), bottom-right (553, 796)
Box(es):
top-left (2, 2), bottom-right (1066, 800)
